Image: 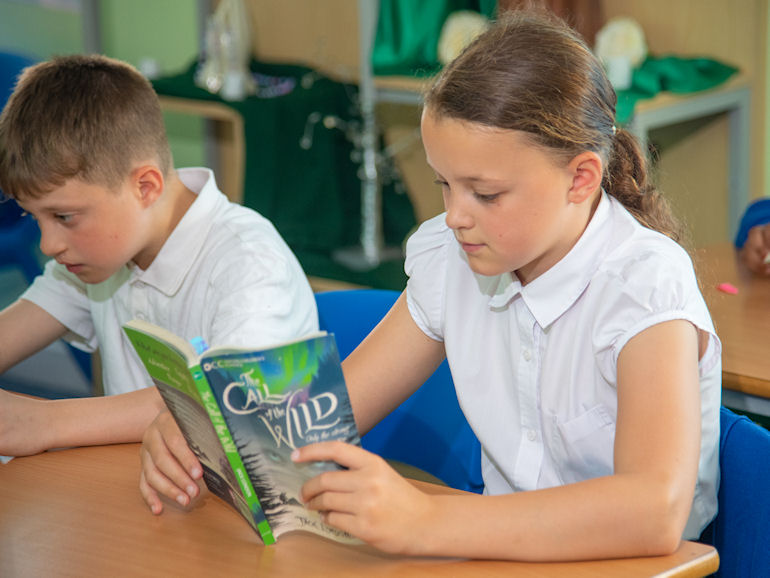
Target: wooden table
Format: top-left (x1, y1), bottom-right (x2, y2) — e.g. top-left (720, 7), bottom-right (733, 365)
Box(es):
top-left (0, 444), bottom-right (717, 577)
top-left (697, 242), bottom-right (770, 416)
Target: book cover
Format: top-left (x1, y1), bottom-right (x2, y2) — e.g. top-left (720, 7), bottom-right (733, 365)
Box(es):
top-left (123, 321), bottom-right (360, 544)
top-left (200, 334), bottom-right (360, 542)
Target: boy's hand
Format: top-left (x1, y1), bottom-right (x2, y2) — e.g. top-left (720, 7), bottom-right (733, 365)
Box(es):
top-left (139, 409), bottom-right (203, 515)
top-left (293, 441), bottom-right (437, 555)
top-left (739, 223), bottom-right (770, 275)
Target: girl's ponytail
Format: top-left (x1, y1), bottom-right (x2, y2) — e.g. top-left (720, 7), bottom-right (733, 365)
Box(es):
top-left (603, 129), bottom-right (684, 244)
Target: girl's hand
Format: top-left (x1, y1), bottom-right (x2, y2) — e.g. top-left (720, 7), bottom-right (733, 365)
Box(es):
top-left (293, 441), bottom-right (437, 555)
top-left (139, 409), bottom-right (203, 515)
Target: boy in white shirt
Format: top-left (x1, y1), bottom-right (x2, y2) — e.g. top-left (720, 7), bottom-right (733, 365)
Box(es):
top-left (0, 54), bottom-right (317, 456)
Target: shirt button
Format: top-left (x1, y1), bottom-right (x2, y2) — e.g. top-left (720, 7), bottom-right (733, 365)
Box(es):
top-left (134, 281), bottom-right (146, 289)
top-left (522, 349), bottom-right (532, 361)
top-left (527, 429), bottom-right (537, 442)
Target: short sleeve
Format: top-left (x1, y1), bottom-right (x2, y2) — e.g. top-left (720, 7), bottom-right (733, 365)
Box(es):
top-left (20, 259), bottom-right (97, 350)
top-left (201, 227), bottom-right (318, 351)
top-left (590, 243), bottom-right (721, 384)
top-left (404, 214), bottom-right (453, 341)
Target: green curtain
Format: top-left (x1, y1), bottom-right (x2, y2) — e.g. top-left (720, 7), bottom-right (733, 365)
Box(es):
top-left (152, 60), bottom-right (416, 257)
top-left (373, 0), bottom-right (496, 76)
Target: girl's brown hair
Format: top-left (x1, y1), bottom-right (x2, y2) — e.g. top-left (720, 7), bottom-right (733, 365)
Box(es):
top-left (424, 9), bottom-right (683, 243)
top-left (0, 54), bottom-right (173, 199)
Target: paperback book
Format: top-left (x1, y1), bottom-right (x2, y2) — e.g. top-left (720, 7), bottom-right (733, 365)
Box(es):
top-left (123, 320), bottom-right (360, 545)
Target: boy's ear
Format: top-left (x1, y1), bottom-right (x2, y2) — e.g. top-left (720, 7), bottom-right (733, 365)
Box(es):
top-left (131, 165), bottom-right (164, 207)
top-left (566, 151), bottom-right (603, 204)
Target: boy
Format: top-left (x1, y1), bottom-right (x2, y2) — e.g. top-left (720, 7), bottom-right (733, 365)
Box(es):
top-left (0, 54), bottom-right (317, 456)
top-left (735, 199), bottom-right (770, 275)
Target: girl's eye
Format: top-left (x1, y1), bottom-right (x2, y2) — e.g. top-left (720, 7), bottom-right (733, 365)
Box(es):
top-left (433, 179), bottom-right (449, 189)
top-left (55, 213), bottom-right (73, 223)
top-left (474, 192), bottom-right (501, 203)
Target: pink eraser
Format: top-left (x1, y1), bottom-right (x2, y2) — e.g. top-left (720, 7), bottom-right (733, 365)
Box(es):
top-left (716, 282), bottom-right (739, 295)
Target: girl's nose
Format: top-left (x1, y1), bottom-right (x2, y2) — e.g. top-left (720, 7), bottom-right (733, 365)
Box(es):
top-left (444, 193), bottom-right (472, 231)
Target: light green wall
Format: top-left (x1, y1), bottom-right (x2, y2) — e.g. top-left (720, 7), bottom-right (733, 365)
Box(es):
top-left (0, 0), bottom-right (205, 168)
top-left (0, 1), bottom-right (84, 57)
top-left (100, 0), bottom-right (205, 168)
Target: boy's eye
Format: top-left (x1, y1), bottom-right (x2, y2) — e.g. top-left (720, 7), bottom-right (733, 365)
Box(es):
top-left (55, 213), bottom-right (73, 223)
top-left (433, 179), bottom-right (449, 189)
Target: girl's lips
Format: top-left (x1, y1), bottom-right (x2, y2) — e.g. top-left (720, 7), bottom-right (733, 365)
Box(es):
top-left (64, 263), bottom-right (84, 274)
top-left (461, 242), bottom-right (484, 253)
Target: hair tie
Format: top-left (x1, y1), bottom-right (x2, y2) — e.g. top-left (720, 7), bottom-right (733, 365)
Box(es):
top-left (611, 125), bottom-right (617, 136)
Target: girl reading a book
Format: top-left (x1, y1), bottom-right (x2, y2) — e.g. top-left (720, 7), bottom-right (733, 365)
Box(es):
top-left (140, 9), bottom-right (721, 561)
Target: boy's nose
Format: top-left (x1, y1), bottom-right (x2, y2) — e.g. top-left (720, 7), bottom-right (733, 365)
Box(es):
top-left (38, 225), bottom-right (65, 258)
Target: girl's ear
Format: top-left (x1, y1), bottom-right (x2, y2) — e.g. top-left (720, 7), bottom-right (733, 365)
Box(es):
top-left (566, 151), bottom-right (603, 204)
top-left (132, 165), bottom-right (164, 207)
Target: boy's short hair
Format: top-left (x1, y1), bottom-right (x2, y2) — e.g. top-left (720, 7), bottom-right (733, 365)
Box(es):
top-left (0, 54), bottom-right (173, 199)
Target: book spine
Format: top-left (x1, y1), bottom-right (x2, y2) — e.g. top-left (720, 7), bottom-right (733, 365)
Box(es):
top-left (189, 362), bottom-right (276, 545)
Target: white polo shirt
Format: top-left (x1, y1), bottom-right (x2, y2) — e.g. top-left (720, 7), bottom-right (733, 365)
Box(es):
top-left (23, 167), bottom-right (318, 396)
top-left (405, 192), bottom-right (721, 539)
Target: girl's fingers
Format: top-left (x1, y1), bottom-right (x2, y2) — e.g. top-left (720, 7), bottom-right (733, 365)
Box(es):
top-left (301, 467), bottom-right (365, 504)
top-left (292, 440), bottom-right (376, 470)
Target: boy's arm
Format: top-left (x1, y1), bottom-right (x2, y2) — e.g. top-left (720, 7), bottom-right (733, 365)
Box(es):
top-left (0, 299), bottom-right (167, 456)
top-left (0, 298), bottom-right (67, 373)
top-left (0, 387), bottom-right (166, 456)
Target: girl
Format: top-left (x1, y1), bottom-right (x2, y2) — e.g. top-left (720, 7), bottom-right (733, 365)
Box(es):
top-left (141, 9), bottom-right (721, 562)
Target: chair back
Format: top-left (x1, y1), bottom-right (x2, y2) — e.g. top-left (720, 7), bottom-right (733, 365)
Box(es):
top-left (706, 407), bottom-right (770, 576)
top-left (315, 289), bottom-right (483, 493)
top-left (0, 50), bottom-right (43, 282)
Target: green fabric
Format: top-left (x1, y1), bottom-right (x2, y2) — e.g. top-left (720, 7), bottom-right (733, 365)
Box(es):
top-left (152, 60), bottom-right (416, 260)
top-left (616, 55), bottom-right (739, 125)
top-left (373, 0), bottom-right (495, 76)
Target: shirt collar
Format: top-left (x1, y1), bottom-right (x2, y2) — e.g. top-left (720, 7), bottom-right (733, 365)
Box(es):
top-left (488, 191), bottom-right (615, 328)
top-left (129, 168), bottom-right (225, 296)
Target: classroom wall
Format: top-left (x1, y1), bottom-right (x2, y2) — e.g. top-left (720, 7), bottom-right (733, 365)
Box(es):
top-left (0, 0), bottom-right (205, 169)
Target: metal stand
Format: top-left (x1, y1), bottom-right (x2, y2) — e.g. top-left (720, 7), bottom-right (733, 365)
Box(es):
top-left (332, 0), bottom-right (402, 271)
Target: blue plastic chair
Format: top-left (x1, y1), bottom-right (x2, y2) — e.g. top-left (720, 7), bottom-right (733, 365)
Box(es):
top-left (0, 50), bottom-right (42, 283)
top-left (0, 50), bottom-right (92, 384)
top-left (702, 407), bottom-right (770, 576)
top-left (315, 289), bottom-right (484, 493)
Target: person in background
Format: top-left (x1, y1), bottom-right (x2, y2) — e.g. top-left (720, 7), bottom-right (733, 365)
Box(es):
top-left (141, 9), bottom-right (721, 562)
top-left (0, 55), bottom-right (317, 458)
top-left (735, 198), bottom-right (770, 275)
